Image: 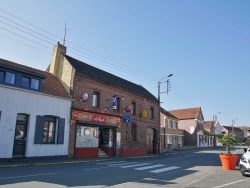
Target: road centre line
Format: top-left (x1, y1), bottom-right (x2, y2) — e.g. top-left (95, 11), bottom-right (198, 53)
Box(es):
top-left (107, 162), bottom-right (138, 166)
top-left (0, 172), bottom-right (59, 180)
top-left (97, 161), bottom-right (127, 165)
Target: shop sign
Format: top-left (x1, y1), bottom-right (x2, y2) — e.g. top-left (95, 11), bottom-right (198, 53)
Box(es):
top-left (72, 110), bottom-right (121, 125)
top-left (141, 110), bottom-right (148, 118)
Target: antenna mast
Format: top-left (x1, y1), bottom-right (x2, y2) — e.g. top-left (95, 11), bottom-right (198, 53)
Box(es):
top-left (63, 23), bottom-right (67, 45)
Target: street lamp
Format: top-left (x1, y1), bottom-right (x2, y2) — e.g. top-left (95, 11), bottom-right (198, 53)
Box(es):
top-left (232, 118), bottom-right (238, 134)
top-left (158, 74), bottom-right (173, 154)
top-left (213, 112), bottom-right (221, 122)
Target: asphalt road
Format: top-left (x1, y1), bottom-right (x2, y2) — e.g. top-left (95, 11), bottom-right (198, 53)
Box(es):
top-left (0, 147), bottom-right (249, 188)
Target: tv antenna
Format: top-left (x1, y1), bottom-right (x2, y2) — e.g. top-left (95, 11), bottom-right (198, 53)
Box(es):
top-left (63, 23), bottom-right (67, 45)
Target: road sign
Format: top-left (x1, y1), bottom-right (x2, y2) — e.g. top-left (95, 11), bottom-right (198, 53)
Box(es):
top-left (123, 115), bottom-right (131, 123)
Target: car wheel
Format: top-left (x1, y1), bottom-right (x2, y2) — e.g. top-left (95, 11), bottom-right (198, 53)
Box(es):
top-left (240, 164), bottom-right (247, 176)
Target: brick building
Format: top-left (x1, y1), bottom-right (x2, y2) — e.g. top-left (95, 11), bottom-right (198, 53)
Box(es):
top-left (160, 108), bottom-right (184, 152)
top-left (48, 43), bottom-right (159, 158)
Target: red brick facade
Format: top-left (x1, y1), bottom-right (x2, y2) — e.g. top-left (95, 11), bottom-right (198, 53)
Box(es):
top-left (68, 74), bottom-right (159, 158)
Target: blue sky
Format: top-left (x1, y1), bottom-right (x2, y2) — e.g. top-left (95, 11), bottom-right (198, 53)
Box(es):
top-left (1, 0), bottom-right (249, 126)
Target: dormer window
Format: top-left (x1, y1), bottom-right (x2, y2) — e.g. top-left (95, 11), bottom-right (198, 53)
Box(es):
top-left (0, 71), bottom-right (15, 84)
top-left (22, 76), bottom-right (39, 90)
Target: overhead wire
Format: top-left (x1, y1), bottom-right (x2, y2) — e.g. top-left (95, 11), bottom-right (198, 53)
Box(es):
top-left (0, 8), bottom-right (195, 107)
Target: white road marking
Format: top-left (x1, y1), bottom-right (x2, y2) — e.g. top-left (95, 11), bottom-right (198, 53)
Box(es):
top-left (108, 162), bottom-right (138, 166)
top-left (120, 163), bottom-right (151, 168)
top-left (135, 164), bottom-right (165, 170)
top-left (212, 179), bottom-right (245, 188)
top-left (150, 166), bottom-right (180, 173)
top-left (0, 172), bottom-right (59, 180)
top-left (97, 161), bottom-right (127, 165)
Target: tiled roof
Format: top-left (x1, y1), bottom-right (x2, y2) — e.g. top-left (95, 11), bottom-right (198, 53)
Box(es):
top-left (168, 107), bottom-right (202, 120)
top-left (160, 107), bottom-right (177, 119)
top-left (223, 126), bottom-right (243, 132)
top-left (204, 121), bottom-right (214, 129)
top-left (0, 58), bottom-right (71, 99)
top-left (203, 129), bottom-right (214, 136)
top-left (65, 55), bottom-right (158, 102)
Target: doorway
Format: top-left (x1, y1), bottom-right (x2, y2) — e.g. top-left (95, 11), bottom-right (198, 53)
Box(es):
top-left (146, 128), bottom-right (156, 154)
top-left (13, 114), bottom-right (29, 157)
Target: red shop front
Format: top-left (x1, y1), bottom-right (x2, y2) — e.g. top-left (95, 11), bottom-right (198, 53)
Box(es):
top-left (72, 110), bottom-right (121, 158)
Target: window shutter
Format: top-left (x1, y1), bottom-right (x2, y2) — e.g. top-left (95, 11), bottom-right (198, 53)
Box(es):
top-left (34, 115), bottom-right (44, 144)
top-left (57, 118), bottom-right (65, 144)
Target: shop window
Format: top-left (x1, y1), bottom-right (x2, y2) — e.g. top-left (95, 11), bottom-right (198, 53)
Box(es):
top-left (131, 124), bottom-right (137, 141)
top-left (178, 136), bottom-right (182, 144)
top-left (34, 115), bottom-right (65, 144)
top-left (150, 107), bottom-right (154, 119)
top-left (92, 91), bottom-right (100, 107)
top-left (76, 126), bottom-right (99, 147)
top-left (131, 102), bottom-right (136, 115)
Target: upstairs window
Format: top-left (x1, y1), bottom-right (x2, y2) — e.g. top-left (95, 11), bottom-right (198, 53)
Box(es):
top-left (92, 91), bottom-right (100, 107)
top-left (173, 121), bottom-right (177, 129)
top-left (3, 72), bottom-right (15, 84)
top-left (0, 71), bottom-right (4, 82)
top-left (168, 120), bottom-right (172, 128)
top-left (22, 76), bottom-right (39, 90)
top-left (131, 102), bottom-right (136, 115)
top-left (150, 107), bottom-right (154, 119)
top-left (116, 97), bottom-right (121, 111)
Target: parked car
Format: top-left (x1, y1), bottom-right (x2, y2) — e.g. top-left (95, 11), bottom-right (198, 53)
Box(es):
top-left (239, 148), bottom-right (250, 176)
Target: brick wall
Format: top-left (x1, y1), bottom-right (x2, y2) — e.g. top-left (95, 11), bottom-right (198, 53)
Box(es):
top-left (68, 73), bottom-right (159, 157)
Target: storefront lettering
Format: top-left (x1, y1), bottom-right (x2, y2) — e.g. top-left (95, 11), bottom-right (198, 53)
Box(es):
top-left (92, 115), bottom-right (106, 123)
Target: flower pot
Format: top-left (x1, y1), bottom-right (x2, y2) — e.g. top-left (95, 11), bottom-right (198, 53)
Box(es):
top-left (219, 154), bottom-right (238, 170)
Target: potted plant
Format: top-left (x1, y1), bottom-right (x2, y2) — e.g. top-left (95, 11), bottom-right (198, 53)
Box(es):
top-left (216, 133), bottom-right (240, 170)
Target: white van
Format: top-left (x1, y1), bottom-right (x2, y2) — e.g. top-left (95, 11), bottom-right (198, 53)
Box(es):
top-left (239, 148), bottom-right (250, 176)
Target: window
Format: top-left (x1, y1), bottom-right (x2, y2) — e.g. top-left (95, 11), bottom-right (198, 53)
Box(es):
top-left (178, 136), bottom-right (182, 144)
top-left (167, 135), bottom-right (172, 144)
top-left (5, 72), bottom-right (15, 84)
top-left (173, 121), bottom-right (176, 129)
top-left (168, 120), bottom-right (172, 128)
top-left (22, 77), bottom-right (30, 87)
top-left (150, 107), bottom-right (154, 119)
top-left (34, 115), bottom-right (65, 144)
top-left (131, 102), bottom-right (136, 115)
top-left (22, 76), bottom-right (39, 90)
top-left (0, 71), bottom-right (4, 82)
top-left (116, 97), bottom-right (121, 111)
top-left (31, 78), bottom-right (39, 89)
top-left (131, 124), bottom-right (137, 141)
top-left (92, 91), bottom-right (100, 107)
top-left (43, 117), bottom-right (56, 143)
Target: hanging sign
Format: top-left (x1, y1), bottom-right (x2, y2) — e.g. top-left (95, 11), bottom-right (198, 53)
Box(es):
top-left (82, 93), bottom-right (89, 102)
top-left (141, 110), bottom-right (148, 118)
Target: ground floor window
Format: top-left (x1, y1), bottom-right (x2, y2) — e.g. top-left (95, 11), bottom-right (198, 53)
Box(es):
top-left (76, 126), bottom-right (114, 148)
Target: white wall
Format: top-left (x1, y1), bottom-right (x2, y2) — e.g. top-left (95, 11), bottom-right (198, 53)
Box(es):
top-left (0, 85), bottom-right (71, 158)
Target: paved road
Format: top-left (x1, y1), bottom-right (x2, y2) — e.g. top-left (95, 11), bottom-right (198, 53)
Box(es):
top-left (0, 147), bottom-right (249, 187)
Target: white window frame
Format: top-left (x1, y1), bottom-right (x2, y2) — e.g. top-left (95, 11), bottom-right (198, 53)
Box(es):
top-left (167, 135), bottom-right (172, 144)
top-left (168, 120), bottom-right (172, 128)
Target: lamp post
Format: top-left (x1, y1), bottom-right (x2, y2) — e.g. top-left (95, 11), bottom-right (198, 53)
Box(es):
top-left (158, 74), bottom-right (173, 154)
top-left (232, 118), bottom-right (238, 134)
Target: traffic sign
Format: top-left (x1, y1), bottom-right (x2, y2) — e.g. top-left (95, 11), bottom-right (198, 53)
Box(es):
top-left (123, 115), bottom-right (131, 123)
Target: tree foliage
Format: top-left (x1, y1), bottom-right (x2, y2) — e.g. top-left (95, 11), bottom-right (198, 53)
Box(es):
top-left (216, 133), bottom-right (239, 155)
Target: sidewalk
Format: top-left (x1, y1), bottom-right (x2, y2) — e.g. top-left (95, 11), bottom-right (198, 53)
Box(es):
top-left (0, 147), bottom-right (222, 168)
